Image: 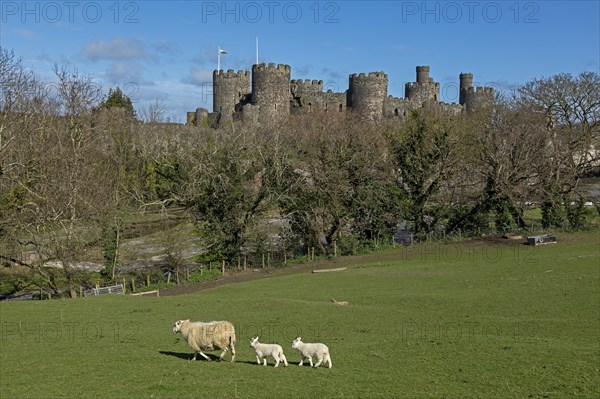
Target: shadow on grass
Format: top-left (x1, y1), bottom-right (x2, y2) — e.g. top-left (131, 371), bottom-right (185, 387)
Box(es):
top-left (159, 351), bottom-right (253, 364)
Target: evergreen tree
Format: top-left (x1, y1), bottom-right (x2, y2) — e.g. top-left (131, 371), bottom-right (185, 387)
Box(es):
top-left (100, 87), bottom-right (137, 120)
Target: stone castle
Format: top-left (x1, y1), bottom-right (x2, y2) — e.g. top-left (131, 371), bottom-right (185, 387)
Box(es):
top-left (186, 64), bottom-right (494, 127)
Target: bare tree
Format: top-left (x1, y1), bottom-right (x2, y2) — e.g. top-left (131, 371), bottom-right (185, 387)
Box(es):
top-left (518, 72), bottom-right (600, 226)
top-left (139, 99), bottom-right (167, 124)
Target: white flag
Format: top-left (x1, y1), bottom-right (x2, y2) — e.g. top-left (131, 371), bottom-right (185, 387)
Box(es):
top-left (219, 49), bottom-right (228, 54)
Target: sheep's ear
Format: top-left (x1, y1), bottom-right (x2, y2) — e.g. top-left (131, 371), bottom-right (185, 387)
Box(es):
top-left (256, 336), bottom-right (259, 340)
top-left (185, 319), bottom-right (190, 322)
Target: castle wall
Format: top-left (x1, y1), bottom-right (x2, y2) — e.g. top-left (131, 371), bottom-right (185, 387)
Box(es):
top-left (348, 72), bottom-right (388, 121)
top-left (213, 69), bottom-right (250, 123)
top-left (383, 96), bottom-right (412, 119)
top-left (252, 63), bottom-right (291, 123)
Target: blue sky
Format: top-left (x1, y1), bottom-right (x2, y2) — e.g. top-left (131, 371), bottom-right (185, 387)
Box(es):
top-left (2, 1), bottom-right (598, 121)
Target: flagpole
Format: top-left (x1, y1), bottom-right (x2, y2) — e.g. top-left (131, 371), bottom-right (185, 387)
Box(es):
top-left (218, 46), bottom-right (221, 71)
top-left (256, 37), bottom-right (258, 65)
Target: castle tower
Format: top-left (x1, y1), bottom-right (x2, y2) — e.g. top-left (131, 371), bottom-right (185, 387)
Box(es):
top-left (464, 86), bottom-right (494, 113)
top-left (213, 69), bottom-right (251, 123)
top-left (459, 73), bottom-right (473, 105)
top-left (405, 65), bottom-right (440, 104)
top-left (416, 66), bottom-right (430, 84)
top-left (348, 72), bottom-right (388, 121)
top-left (251, 63), bottom-right (291, 123)
top-left (458, 72), bottom-right (494, 112)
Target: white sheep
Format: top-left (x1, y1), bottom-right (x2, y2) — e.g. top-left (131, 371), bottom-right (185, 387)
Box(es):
top-left (291, 337), bottom-right (332, 368)
top-left (249, 336), bottom-right (288, 367)
top-left (172, 319), bottom-right (236, 362)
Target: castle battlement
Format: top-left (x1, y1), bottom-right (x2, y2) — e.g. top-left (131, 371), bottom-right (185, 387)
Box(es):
top-left (405, 81), bottom-right (440, 89)
top-left (291, 79), bottom-right (324, 89)
top-left (467, 86), bottom-right (494, 94)
top-left (253, 63), bottom-right (291, 73)
top-left (350, 72), bottom-right (388, 81)
top-left (214, 69), bottom-right (250, 78)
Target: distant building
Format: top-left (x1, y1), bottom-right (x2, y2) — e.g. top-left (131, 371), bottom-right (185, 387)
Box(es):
top-left (187, 64), bottom-right (493, 127)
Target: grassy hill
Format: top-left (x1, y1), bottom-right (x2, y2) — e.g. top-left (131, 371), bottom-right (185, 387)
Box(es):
top-left (1, 232), bottom-right (598, 398)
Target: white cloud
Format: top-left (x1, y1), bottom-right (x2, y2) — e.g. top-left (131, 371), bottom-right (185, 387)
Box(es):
top-left (13, 29), bottom-right (37, 40)
top-left (81, 37), bottom-right (150, 61)
top-left (105, 61), bottom-right (142, 84)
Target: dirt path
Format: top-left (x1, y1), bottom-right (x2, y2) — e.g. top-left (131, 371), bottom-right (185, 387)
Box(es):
top-left (158, 251), bottom-right (401, 297)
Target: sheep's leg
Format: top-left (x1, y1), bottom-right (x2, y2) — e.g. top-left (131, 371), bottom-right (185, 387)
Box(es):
top-left (230, 342), bottom-right (236, 363)
top-left (198, 351), bottom-right (211, 361)
top-left (219, 347), bottom-right (228, 361)
top-left (298, 358), bottom-right (303, 366)
top-left (281, 354), bottom-right (288, 367)
top-left (326, 354), bottom-right (332, 368)
top-left (307, 356), bottom-right (313, 367)
top-left (256, 356), bottom-right (261, 365)
top-left (263, 358), bottom-right (267, 366)
top-left (314, 355), bottom-right (323, 368)
top-left (274, 356), bottom-right (280, 368)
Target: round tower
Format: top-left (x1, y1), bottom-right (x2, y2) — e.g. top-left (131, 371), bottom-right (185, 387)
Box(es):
top-left (459, 73), bottom-right (473, 105)
top-left (405, 65), bottom-right (439, 105)
top-left (213, 69), bottom-right (251, 122)
top-left (416, 66), bottom-right (430, 84)
top-left (348, 72), bottom-right (388, 121)
top-left (251, 63), bottom-right (291, 123)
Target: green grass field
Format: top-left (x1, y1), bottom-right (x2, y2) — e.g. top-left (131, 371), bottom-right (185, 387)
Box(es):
top-left (1, 233), bottom-right (598, 398)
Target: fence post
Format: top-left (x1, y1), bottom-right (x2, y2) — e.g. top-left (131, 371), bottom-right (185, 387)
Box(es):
top-left (244, 256), bottom-right (247, 271)
top-left (267, 252), bottom-right (271, 268)
top-left (131, 277), bottom-right (136, 292)
top-left (284, 251), bottom-right (287, 265)
top-left (147, 274), bottom-right (150, 287)
top-left (122, 278), bottom-right (126, 294)
top-left (167, 272), bottom-right (171, 284)
top-left (334, 241), bottom-right (337, 257)
top-left (222, 260), bottom-right (225, 276)
top-left (237, 256), bottom-right (241, 271)
top-left (262, 254), bottom-right (265, 268)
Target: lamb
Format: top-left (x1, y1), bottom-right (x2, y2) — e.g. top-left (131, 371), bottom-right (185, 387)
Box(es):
top-left (172, 319), bottom-right (236, 362)
top-left (291, 337), bottom-right (332, 368)
top-left (249, 336), bottom-right (288, 367)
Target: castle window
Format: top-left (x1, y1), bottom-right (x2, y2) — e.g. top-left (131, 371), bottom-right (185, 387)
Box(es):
top-left (325, 103), bottom-right (328, 112)
top-left (339, 104), bottom-right (343, 112)
top-left (308, 103), bottom-right (312, 112)
top-left (394, 108), bottom-right (399, 117)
